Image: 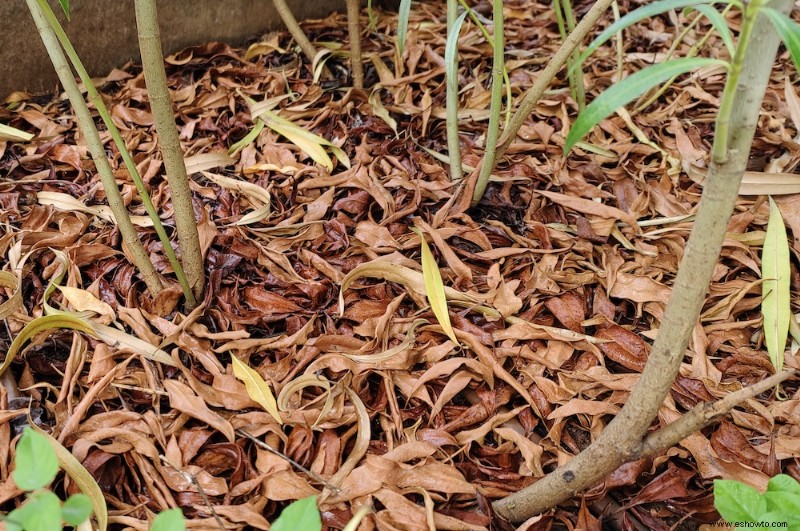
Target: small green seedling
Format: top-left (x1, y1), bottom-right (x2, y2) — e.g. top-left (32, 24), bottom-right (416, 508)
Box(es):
top-left (151, 508), bottom-right (186, 531)
top-left (270, 496), bottom-right (322, 531)
top-left (4, 428), bottom-right (93, 531)
top-left (714, 474), bottom-right (800, 527)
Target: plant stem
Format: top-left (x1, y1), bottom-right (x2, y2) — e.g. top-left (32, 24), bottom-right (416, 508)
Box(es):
top-left (36, 0), bottom-right (196, 308)
top-left (493, 0), bottom-right (791, 521)
top-left (346, 0), bottom-right (364, 89)
top-left (490, 0), bottom-right (615, 177)
top-left (471, 0), bottom-right (505, 204)
top-left (561, 0), bottom-right (586, 111)
top-left (25, 0), bottom-right (164, 297)
top-left (445, 0), bottom-right (463, 182)
top-left (135, 0), bottom-right (205, 305)
top-left (272, 0), bottom-right (319, 64)
top-left (712, 0), bottom-right (763, 163)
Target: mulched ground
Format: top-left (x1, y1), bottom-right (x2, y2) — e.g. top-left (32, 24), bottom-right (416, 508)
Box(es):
top-left (1, 0), bottom-right (800, 529)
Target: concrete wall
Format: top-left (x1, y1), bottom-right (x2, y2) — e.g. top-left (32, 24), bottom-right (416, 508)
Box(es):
top-left (3, 0), bottom-right (395, 98)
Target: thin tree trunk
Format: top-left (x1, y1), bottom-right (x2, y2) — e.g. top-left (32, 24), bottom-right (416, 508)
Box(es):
top-left (346, 0), bottom-right (364, 89)
top-left (135, 0), bottom-right (205, 304)
top-left (26, 0), bottom-right (164, 297)
top-left (272, 0), bottom-right (319, 64)
top-left (493, 0), bottom-right (792, 521)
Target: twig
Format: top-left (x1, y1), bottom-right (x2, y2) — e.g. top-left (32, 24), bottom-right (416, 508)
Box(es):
top-left (636, 370), bottom-right (797, 458)
top-left (236, 429), bottom-right (339, 492)
top-left (346, 0), bottom-right (364, 89)
top-left (159, 456), bottom-right (225, 530)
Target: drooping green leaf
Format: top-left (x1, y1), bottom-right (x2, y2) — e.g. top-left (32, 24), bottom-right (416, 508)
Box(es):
top-left (762, 197), bottom-right (791, 372)
top-left (445, 10), bottom-right (469, 102)
top-left (713, 479), bottom-right (767, 523)
top-left (58, 0), bottom-right (70, 19)
top-left (152, 508), bottom-right (186, 531)
top-left (13, 428), bottom-right (59, 491)
top-left (397, 0), bottom-right (412, 57)
top-left (271, 496), bottom-right (322, 531)
top-left (762, 8), bottom-right (800, 74)
top-left (6, 491), bottom-right (62, 531)
top-left (565, 58), bottom-right (726, 153)
top-left (445, 9), bottom-right (469, 180)
top-left (62, 494), bottom-right (93, 526)
top-left (686, 4), bottom-right (735, 56)
top-left (570, 0), bottom-right (724, 74)
top-left (414, 228), bottom-right (459, 345)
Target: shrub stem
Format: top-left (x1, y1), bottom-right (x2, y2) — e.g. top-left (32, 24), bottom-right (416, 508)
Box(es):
top-left (135, 0), bottom-right (205, 305)
top-left (26, 0), bottom-right (164, 297)
top-left (493, 0), bottom-right (792, 521)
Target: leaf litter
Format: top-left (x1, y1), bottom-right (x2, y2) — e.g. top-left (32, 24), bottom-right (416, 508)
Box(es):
top-left (1, 0), bottom-right (800, 529)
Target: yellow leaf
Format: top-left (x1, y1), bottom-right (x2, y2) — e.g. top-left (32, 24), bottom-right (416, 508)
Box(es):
top-left (414, 228), bottom-right (459, 344)
top-left (231, 356), bottom-right (283, 424)
top-left (762, 197), bottom-right (791, 372)
top-left (0, 270), bottom-right (23, 319)
top-left (0, 123), bottom-right (34, 142)
top-left (58, 285), bottom-right (115, 322)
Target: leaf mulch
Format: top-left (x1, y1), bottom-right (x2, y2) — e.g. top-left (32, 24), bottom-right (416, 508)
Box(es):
top-left (1, 0), bottom-right (800, 529)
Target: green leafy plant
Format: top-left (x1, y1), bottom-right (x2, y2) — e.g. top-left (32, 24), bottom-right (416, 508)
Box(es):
top-left (151, 508), bottom-right (186, 531)
top-left (714, 475), bottom-right (800, 526)
top-left (270, 496), bottom-right (322, 531)
top-left (4, 428), bottom-right (93, 531)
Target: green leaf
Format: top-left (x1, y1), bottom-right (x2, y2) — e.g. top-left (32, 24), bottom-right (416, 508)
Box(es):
top-left (762, 197), bottom-right (791, 372)
top-left (414, 228), bottom-right (459, 345)
top-left (271, 496), bottom-right (322, 531)
top-left (397, 0), bottom-right (412, 57)
top-left (152, 508), bottom-right (186, 531)
top-left (13, 428), bottom-right (59, 490)
top-left (714, 479), bottom-right (767, 523)
top-left (763, 490), bottom-right (800, 517)
top-left (564, 58), bottom-right (725, 153)
top-left (759, 511), bottom-right (800, 525)
top-left (768, 474), bottom-right (800, 496)
top-left (445, 10), bottom-right (469, 98)
top-left (58, 0), bottom-right (69, 19)
top-left (62, 494), bottom-right (93, 526)
top-left (570, 0), bottom-right (725, 74)
top-left (7, 491), bottom-right (62, 531)
top-left (762, 8), bottom-right (800, 74)
top-left (0, 123), bottom-right (34, 142)
top-left (686, 4), bottom-right (735, 56)
top-left (30, 424), bottom-right (108, 531)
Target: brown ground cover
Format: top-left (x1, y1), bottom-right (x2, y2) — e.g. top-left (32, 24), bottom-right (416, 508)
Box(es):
top-left (1, 0), bottom-right (799, 528)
